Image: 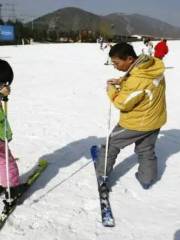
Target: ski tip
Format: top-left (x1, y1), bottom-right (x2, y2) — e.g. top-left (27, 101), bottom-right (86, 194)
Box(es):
top-left (39, 159), bottom-right (48, 167)
top-left (103, 218), bottom-right (115, 227)
top-left (103, 222), bottom-right (115, 227)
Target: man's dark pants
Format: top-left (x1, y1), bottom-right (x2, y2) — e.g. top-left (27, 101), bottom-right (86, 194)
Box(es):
top-left (96, 124), bottom-right (160, 185)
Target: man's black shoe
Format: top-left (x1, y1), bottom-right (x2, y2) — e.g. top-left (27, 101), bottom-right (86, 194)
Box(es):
top-left (135, 172), bottom-right (155, 190)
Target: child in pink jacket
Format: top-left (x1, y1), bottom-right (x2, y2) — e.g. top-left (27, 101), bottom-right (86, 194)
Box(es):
top-left (0, 59), bottom-right (21, 199)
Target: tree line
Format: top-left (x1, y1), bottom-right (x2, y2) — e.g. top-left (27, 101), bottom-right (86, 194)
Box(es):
top-left (0, 19), bottom-right (139, 44)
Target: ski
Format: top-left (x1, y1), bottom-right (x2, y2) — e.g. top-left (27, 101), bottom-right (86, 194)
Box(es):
top-left (90, 145), bottom-right (115, 227)
top-left (0, 159), bottom-right (48, 230)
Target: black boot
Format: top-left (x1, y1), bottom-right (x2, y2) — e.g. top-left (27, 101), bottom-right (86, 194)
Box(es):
top-left (0, 186), bottom-right (5, 195)
top-left (5, 183), bottom-right (28, 202)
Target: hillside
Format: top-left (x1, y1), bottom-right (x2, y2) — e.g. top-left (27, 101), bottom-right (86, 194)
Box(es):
top-left (32, 7), bottom-right (180, 38)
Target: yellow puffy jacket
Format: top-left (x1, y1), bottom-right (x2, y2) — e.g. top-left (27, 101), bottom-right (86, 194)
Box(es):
top-left (107, 56), bottom-right (167, 131)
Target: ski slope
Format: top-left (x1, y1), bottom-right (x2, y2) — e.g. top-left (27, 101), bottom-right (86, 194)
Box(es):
top-left (0, 41), bottom-right (179, 240)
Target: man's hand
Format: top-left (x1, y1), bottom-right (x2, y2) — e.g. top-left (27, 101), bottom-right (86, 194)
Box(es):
top-left (107, 77), bottom-right (123, 85)
top-left (0, 85), bottom-right (11, 97)
top-left (106, 78), bottom-right (123, 91)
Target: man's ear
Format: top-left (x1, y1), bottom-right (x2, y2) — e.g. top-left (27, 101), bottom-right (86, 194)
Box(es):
top-left (127, 56), bottom-right (135, 64)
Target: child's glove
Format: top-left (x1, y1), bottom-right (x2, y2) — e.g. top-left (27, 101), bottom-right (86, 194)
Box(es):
top-left (0, 85), bottom-right (11, 97)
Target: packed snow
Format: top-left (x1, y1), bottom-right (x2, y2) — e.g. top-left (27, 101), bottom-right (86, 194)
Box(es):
top-left (0, 41), bottom-right (180, 240)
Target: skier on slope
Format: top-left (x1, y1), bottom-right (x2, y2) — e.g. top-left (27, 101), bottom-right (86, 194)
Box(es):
top-left (142, 38), bottom-right (153, 56)
top-left (0, 60), bottom-right (26, 202)
top-left (104, 41), bottom-right (113, 65)
top-left (95, 42), bottom-right (167, 190)
top-left (154, 39), bottom-right (169, 59)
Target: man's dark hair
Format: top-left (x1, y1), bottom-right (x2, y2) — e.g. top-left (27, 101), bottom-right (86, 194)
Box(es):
top-left (0, 59), bottom-right (14, 85)
top-left (109, 42), bottom-right (137, 60)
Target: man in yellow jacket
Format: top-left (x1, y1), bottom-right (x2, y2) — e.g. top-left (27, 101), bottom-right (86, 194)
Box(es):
top-left (96, 42), bottom-right (167, 190)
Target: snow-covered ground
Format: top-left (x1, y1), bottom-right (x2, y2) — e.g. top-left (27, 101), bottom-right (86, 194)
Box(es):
top-left (0, 41), bottom-right (180, 240)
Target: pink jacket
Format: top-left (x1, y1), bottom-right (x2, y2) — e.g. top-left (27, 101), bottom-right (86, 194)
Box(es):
top-left (0, 141), bottom-right (19, 187)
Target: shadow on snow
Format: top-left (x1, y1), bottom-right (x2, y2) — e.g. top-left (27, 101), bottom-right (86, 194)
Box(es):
top-left (19, 136), bottom-right (104, 203)
top-left (174, 230), bottom-right (180, 240)
top-left (20, 129), bottom-right (180, 203)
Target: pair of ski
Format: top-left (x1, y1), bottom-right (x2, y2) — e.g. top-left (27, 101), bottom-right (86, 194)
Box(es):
top-left (0, 159), bottom-right (48, 230)
top-left (90, 145), bottom-right (115, 227)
